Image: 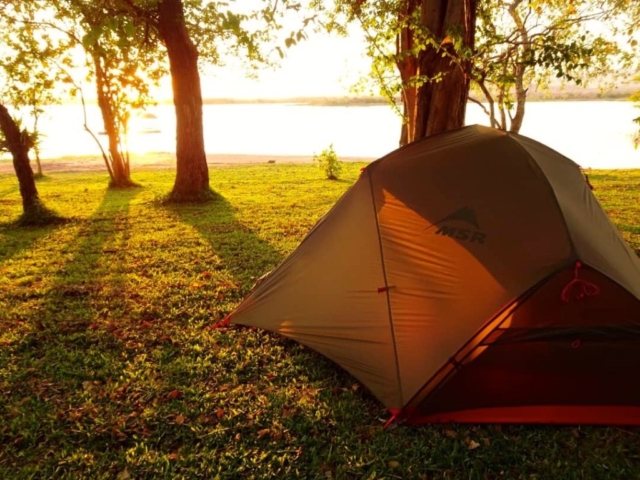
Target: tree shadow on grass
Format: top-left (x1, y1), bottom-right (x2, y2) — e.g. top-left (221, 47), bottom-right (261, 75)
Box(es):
top-left (0, 217), bottom-right (66, 268)
top-left (0, 187), bottom-right (143, 470)
top-left (0, 184), bottom-right (18, 198)
top-left (161, 193), bottom-right (283, 295)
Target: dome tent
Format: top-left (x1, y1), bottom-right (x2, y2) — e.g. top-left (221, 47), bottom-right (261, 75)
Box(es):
top-left (221, 125), bottom-right (640, 426)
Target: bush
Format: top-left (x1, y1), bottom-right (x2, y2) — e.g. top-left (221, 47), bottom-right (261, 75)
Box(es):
top-left (313, 144), bottom-right (343, 180)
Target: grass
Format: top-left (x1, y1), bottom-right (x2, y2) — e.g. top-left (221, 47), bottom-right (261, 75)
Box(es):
top-left (0, 164), bottom-right (639, 479)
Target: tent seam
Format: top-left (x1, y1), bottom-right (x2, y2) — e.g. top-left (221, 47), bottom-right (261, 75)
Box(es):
top-left (508, 133), bottom-right (578, 259)
top-left (366, 169), bottom-right (404, 407)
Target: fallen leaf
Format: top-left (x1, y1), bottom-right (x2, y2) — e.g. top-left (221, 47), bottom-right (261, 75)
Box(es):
top-left (175, 414), bottom-right (185, 424)
top-left (467, 439), bottom-right (480, 450)
top-left (202, 271), bottom-right (212, 278)
top-left (257, 428), bottom-right (270, 439)
top-left (82, 381), bottom-right (92, 390)
top-left (444, 429), bottom-right (457, 439)
top-left (168, 452), bottom-right (179, 461)
top-left (482, 437), bottom-right (491, 447)
top-left (166, 390), bottom-right (182, 400)
top-left (141, 321), bottom-right (153, 328)
top-left (216, 408), bottom-right (224, 419)
top-left (117, 469), bottom-right (131, 480)
top-left (388, 460), bottom-right (400, 469)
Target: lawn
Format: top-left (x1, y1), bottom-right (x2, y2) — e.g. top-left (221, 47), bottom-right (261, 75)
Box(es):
top-left (1, 164), bottom-right (639, 479)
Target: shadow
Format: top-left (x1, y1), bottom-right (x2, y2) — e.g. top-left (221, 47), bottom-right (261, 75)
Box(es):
top-left (43, 187), bottom-right (140, 322)
top-left (0, 220), bottom-right (66, 268)
top-left (0, 185), bottom-right (18, 198)
top-left (0, 187), bottom-right (141, 463)
top-left (161, 194), bottom-right (284, 296)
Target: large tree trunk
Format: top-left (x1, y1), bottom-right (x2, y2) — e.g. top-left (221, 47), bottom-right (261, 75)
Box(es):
top-left (158, 0), bottom-right (210, 201)
top-left (93, 55), bottom-right (133, 188)
top-left (397, 0), bottom-right (478, 145)
top-left (0, 103), bottom-right (40, 212)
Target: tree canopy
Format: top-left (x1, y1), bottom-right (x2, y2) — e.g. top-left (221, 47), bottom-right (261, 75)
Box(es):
top-left (315, 0), bottom-right (637, 139)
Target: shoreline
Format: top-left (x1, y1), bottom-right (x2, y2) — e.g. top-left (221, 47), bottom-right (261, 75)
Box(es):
top-left (0, 152), bottom-right (376, 175)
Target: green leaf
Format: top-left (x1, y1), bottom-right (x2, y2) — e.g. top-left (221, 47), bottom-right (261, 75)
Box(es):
top-left (123, 21), bottom-right (136, 38)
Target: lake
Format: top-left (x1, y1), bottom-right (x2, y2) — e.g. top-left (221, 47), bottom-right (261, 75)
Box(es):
top-left (5, 101), bottom-right (640, 170)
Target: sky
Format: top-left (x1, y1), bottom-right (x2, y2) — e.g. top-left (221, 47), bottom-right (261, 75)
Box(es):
top-left (153, 26), bottom-right (371, 100)
top-left (192, 0), bottom-right (371, 99)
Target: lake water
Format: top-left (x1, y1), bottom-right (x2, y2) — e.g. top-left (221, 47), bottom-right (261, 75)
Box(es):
top-left (5, 101), bottom-right (640, 170)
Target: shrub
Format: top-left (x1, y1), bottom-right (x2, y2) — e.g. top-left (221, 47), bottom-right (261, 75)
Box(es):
top-left (313, 144), bottom-right (343, 180)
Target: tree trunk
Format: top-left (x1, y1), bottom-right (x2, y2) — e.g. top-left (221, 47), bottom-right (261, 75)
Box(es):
top-left (397, 0), bottom-right (478, 145)
top-left (158, 0), bottom-right (210, 201)
top-left (0, 103), bottom-right (40, 212)
top-left (93, 55), bottom-right (133, 188)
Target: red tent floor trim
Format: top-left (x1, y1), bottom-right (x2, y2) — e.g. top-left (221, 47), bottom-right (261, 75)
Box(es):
top-left (390, 406), bottom-right (640, 426)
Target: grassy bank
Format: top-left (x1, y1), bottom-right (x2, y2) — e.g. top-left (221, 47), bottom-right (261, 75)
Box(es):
top-left (1, 165), bottom-right (639, 479)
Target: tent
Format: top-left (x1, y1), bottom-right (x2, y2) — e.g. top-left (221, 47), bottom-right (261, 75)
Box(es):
top-left (222, 125), bottom-right (640, 426)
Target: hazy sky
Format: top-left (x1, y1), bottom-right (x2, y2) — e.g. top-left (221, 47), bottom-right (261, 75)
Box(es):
top-left (191, 0), bottom-right (372, 99)
top-left (202, 30), bottom-right (370, 99)
top-left (154, 23), bottom-right (371, 100)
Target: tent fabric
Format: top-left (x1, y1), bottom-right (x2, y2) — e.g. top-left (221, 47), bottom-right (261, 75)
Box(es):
top-left (226, 124), bottom-right (640, 425)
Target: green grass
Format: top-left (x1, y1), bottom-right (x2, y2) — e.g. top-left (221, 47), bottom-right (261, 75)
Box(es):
top-left (1, 164), bottom-right (639, 479)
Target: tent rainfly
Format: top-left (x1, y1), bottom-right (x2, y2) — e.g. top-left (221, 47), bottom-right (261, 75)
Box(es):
top-left (220, 125), bottom-right (640, 426)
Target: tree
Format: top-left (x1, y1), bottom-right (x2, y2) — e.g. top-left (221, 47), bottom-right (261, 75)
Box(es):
top-left (624, 4), bottom-right (640, 146)
top-left (0, 14), bottom-right (65, 178)
top-left (156, 0), bottom-right (209, 200)
top-left (0, 2), bottom-right (62, 223)
top-left (0, 104), bottom-right (40, 213)
top-left (41, 0), bottom-right (165, 188)
top-left (120, 0), bottom-right (308, 201)
top-left (471, 0), bottom-right (630, 133)
top-left (317, 0), bottom-right (478, 145)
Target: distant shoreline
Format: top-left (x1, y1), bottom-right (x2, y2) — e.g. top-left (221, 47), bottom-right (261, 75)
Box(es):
top-left (48, 90), bottom-right (639, 108)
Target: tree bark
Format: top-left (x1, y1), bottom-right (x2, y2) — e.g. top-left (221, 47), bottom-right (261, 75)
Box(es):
top-left (157, 0), bottom-right (210, 200)
top-left (397, 0), bottom-right (478, 145)
top-left (0, 103), bottom-right (40, 212)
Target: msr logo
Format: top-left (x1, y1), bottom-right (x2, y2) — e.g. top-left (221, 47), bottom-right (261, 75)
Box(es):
top-left (427, 207), bottom-right (487, 244)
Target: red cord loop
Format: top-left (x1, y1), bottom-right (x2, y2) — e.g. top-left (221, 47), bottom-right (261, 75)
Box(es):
top-left (561, 261), bottom-right (600, 302)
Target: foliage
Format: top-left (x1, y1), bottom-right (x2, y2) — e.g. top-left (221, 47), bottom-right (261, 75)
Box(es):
top-left (44, 0), bottom-right (166, 187)
top-left (631, 87), bottom-right (640, 148)
top-left (315, 0), bottom-right (635, 136)
top-left (0, 3), bottom-right (68, 177)
top-left (313, 0), bottom-right (475, 118)
top-left (0, 164), bottom-right (640, 478)
top-left (313, 144), bottom-right (343, 180)
top-left (471, 0), bottom-right (633, 133)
